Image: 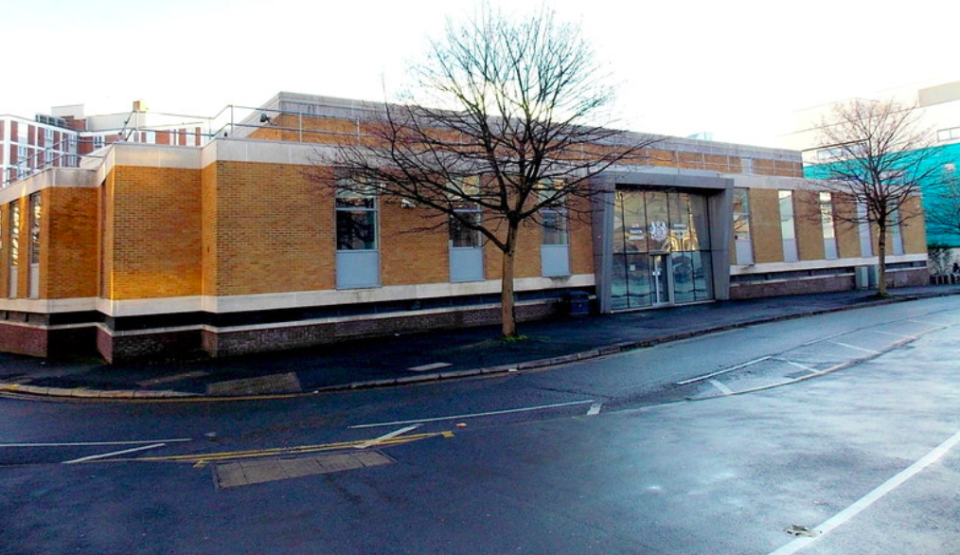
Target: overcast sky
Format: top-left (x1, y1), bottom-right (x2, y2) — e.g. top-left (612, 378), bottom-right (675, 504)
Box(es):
top-left (4, 0), bottom-right (957, 148)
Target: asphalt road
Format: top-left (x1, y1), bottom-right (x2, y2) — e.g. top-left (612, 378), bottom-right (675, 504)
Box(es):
top-left (2, 296), bottom-right (960, 554)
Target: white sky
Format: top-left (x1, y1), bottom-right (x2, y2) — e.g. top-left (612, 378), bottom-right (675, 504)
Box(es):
top-left (5, 0), bottom-right (958, 148)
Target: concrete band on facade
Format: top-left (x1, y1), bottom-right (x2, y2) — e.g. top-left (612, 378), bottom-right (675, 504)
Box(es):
top-left (0, 92), bottom-right (930, 363)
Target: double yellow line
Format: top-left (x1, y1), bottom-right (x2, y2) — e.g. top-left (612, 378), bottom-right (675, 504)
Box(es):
top-left (110, 431), bottom-right (454, 465)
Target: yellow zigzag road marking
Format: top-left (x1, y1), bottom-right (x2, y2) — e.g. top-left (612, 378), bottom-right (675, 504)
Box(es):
top-left (106, 431), bottom-right (455, 464)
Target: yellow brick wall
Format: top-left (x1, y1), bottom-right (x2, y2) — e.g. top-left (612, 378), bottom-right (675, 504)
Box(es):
top-left (900, 196), bottom-right (927, 254)
top-left (795, 190), bottom-right (826, 261)
top-left (211, 161), bottom-right (334, 296)
top-left (107, 166), bottom-right (202, 300)
top-left (569, 196), bottom-right (594, 275)
top-left (46, 188), bottom-right (98, 299)
top-left (100, 172), bottom-right (115, 298)
top-left (201, 163), bottom-right (218, 297)
top-left (749, 189), bottom-right (783, 263)
top-left (380, 200), bottom-right (448, 286)
top-left (833, 193), bottom-right (862, 259)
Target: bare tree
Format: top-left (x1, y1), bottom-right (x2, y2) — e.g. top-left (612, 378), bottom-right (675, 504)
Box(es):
top-left (809, 99), bottom-right (937, 296)
top-left (318, 6), bottom-right (657, 337)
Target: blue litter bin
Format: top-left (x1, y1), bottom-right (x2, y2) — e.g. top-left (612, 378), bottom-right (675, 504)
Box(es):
top-left (567, 291), bottom-right (590, 316)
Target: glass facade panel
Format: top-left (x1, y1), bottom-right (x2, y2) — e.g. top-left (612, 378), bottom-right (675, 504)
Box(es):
top-left (692, 251), bottom-right (713, 300)
top-left (645, 191), bottom-right (670, 252)
top-left (620, 191), bottom-right (647, 253)
top-left (689, 194), bottom-right (710, 250)
top-left (672, 252), bottom-right (695, 304)
top-left (625, 253), bottom-right (653, 308)
top-left (611, 189), bottom-right (714, 310)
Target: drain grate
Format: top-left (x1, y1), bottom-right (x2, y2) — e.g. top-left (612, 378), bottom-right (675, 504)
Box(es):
top-left (214, 451), bottom-right (394, 489)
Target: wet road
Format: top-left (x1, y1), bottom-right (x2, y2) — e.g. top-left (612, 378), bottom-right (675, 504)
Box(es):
top-left (2, 296), bottom-right (960, 554)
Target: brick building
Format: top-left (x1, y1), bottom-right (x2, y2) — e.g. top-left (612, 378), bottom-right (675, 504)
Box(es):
top-left (0, 93), bottom-right (929, 362)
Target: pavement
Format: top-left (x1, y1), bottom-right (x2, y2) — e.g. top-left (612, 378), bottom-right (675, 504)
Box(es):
top-left (2, 284), bottom-right (959, 400)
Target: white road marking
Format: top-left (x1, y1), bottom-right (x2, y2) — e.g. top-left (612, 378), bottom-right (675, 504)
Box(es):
top-left (766, 427), bottom-right (960, 555)
top-left (407, 362), bottom-right (453, 372)
top-left (586, 403), bottom-right (603, 416)
top-left (62, 443), bottom-right (167, 464)
top-left (780, 359), bottom-right (823, 375)
top-left (801, 332), bottom-right (848, 346)
top-left (906, 319), bottom-right (950, 328)
top-left (708, 380), bottom-right (734, 395)
top-left (676, 357), bottom-right (771, 386)
top-left (870, 329), bottom-right (916, 339)
top-left (829, 341), bottom-right (880, 354)
top-left (356, 425), bottom-right (421, 449)
top-left (0, 438), bottom-right (191, 448)
top-left (350, 400), bottom-right (596, 429)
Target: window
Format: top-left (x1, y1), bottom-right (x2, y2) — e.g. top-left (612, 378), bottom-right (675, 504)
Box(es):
top-left (820, 192), bottom-right (838, 259)
top-left (732, 188), bottom-right (753, 264)
top-left (449, 177), bottom-right (482, 249)
top-left (890, 208), bottom-right (904, 256)
top-left (44, 128), bottom-right (54, 148)
top-left (857, 202), bottom-right (872, 257)
top-left (29, 193), bottom-right (41, 298)
top-left (538, 179), bottom-right (570, 276)
top-left (336, 183), bottom-right (378, 250)
top-left (937, 127), bottom-right (960, 143)
top-left (779, 191), bottom-right (798, 262)
top-left (29, 193), bottom-right (41, 265)
top-left (9, 201), bottom-right (20, 298)
top-left (448, 177), bottom-right (484, 282)
top-left (92, 135), bottom-right (105, 149)
top-left (335, 178), bottom-right (380, 289)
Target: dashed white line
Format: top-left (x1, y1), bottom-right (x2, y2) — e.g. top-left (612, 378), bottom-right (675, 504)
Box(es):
top-left (349, 400), bottom-right (596, 429)
top-left (708, 380), bottom-right (734, 395)
top-left (676, 357), bottom-right (771, 386)
top-left (356, 425), bottom-right (421, 449)
top-left (586, 403), bottom-right (603, 416)
top-left (767, 427), bottom-right (960, 555)
top-left (62, 443), bottom-right (167, 464)
top-left (829, 341), bottom-right (880, 354)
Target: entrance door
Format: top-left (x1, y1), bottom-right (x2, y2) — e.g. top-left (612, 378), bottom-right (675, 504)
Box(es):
top-left (651, 253), bottom-right (672, 305)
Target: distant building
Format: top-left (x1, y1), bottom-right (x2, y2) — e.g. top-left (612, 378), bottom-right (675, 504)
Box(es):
top-left (1, 102), bottom-right (215, 187)
top-left (0, 92), bottom-right (929, 362)
top-left (782, 79), bottom-right (960, 248)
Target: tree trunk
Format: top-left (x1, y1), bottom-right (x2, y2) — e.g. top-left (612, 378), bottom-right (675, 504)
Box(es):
top-left (500, 223), bottom-right (519, 338)
top-left (877, 223), bottom-right (888, 296)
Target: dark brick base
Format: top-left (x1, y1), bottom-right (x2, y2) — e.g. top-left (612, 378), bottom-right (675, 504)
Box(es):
top-left (0, 323), bottom-right (49, 357)
top-left (730, 268), bottom-right (929, 300)
top-left (98, 328), bottom-right (204, 364)
top-left (204, 302), bottom-right (562, 358)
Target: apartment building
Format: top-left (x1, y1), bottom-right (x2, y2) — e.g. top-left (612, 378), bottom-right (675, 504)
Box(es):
top-left (0, 93), bottom-right (928, 362)
top-left (1, 102), bottom-right (215, 187)
top-left (782, 78), bottom-right (960, 248)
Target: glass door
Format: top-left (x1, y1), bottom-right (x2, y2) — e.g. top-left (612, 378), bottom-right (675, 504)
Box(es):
top-left (651, 253), bottom-right (672, 305)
